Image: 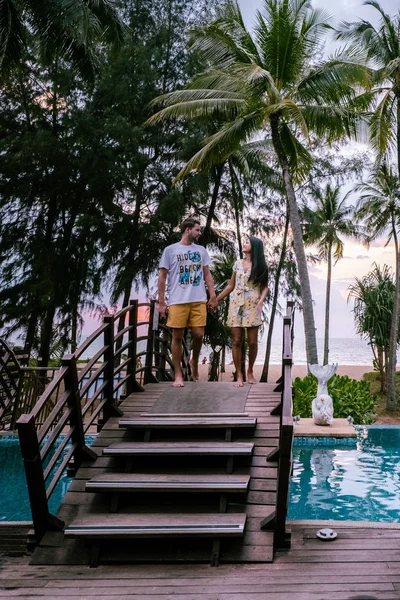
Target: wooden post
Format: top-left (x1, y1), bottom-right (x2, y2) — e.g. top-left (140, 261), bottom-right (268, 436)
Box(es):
top-left (126, 300), bottom-right (144, 394)
top-left (144, 301), bottom-right (158, 384)
top-left (17, 413), bottom-right (64, 543)
top-left (62, 355), bottom-right (97, 471)
top-left (103, 316), bottom-right (123, 422)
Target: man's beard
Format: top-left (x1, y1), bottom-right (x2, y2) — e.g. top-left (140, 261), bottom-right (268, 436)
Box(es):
top-left (188, 234), bottom-right (199, 243)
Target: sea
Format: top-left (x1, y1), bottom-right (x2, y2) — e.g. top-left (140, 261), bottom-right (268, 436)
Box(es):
top-left (79, 332), bottom-right (376, 366)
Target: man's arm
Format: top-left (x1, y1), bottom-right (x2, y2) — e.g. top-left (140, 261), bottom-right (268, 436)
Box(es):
top-left (158, 268), bottom-right (168, 318)
top-left (203, 265), bottom-right (218, 311)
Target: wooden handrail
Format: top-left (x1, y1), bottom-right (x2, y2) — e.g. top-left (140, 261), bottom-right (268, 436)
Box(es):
top-left (16, 296), bottom-right (182, 543)
top-left (261, 301), bottom-right (294, 551)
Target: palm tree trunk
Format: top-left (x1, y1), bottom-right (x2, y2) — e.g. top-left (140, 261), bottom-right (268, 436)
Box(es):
top-left (323, 244), bottom-right (332, 365)
top-left (202, 165), bottom-right (223, 247)
top-left (269, 115), bottom-right (318, 365)
top-left (260, 210), bottom-right (290, 382)
top-left (229, 160), bottom-right (243, 255)
top-left (386, 227), bottom-right (400, 409)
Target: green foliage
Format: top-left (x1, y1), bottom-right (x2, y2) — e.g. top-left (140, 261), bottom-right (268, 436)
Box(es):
top-left (293, 374), bottom-right (376, 425)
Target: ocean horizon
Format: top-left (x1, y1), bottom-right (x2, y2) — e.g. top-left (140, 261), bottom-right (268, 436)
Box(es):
top-left (79, 332), bottom-right (378, 366)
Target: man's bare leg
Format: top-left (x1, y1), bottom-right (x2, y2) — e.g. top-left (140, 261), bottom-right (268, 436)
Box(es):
top-left (231, 327), bottom-right (244, 387)
top-left (189, 326), bottom-right (204, 381)
top-left (247, 326), bottom-right (258, 384)
top-left (171, 328), bottom-right (185, 387)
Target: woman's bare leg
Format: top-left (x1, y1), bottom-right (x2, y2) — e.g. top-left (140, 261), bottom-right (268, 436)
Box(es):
top-left (231, 327), bottom-right (244, 387)
top-left (247, 326), bottom-right (258, 384)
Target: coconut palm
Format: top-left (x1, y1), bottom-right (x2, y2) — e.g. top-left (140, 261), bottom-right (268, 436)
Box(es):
top-left (0, 0), bottom-right (125, 79)
top-left (354, 165), bottom-right (400, 408)
top-left (148, 0), bottom-right (369, 364)
top-left (303, 184), bottom-right (360, 365)
top-left (337, 1), bottom-right (400, 172)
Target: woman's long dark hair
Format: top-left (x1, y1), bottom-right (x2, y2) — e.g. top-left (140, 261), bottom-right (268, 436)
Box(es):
top-left (248, 236), bottom-right (269, 289)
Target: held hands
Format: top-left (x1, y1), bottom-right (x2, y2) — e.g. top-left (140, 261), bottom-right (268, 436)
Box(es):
top-left (207, 295), bottom-right (218, 312)
top-left (158, 300), bottom-right (168, 318)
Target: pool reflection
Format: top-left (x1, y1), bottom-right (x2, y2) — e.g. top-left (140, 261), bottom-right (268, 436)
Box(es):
top-left (288, 428), bottom-right (400, 522)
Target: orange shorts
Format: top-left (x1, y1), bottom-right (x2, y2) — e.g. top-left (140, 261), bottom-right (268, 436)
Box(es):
top-left (166, 302), bottom-right (207, 328)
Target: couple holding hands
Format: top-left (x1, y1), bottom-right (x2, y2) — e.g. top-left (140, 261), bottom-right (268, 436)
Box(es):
top-left (158, 218), bottom-right (269, 387)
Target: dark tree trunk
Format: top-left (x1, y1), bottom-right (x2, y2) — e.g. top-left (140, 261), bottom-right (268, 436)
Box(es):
top-left (202, 165), bottom-right (223, 247)
top-left (323, 243), bottom-right (332, 365)
top-left (260, 210), bottom-right (289, 382)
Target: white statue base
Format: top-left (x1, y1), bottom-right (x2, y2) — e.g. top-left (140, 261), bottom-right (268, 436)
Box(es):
top-left (309, 363), bottom-right (338, 426)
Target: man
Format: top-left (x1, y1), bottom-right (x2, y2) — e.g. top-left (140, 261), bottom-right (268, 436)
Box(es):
top-left (158, 218), bottom-right (218, 387)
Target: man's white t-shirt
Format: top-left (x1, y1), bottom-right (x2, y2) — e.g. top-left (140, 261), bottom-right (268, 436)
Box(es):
top-left (159, 242), bottom-right (210, 305)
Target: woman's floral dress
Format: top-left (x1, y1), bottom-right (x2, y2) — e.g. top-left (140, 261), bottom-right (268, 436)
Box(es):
top-left (226, 259), bottom-right (262, 327)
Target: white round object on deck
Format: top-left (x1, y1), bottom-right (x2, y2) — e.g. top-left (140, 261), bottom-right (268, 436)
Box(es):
top-left (316, 528), bottom-right (337, 541)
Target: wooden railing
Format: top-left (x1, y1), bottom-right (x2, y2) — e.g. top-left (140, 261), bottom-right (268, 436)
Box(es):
top-left (0, 339), bottom-right (23, 430)
top-left (16, 298), bottom-right (188, 543)
top-left (261, 301), bottom-right (295, 550)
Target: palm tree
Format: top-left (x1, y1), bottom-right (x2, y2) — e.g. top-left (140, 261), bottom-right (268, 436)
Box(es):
top-left (348, 263), bottom-right (396, 393)
top-left (0, 0), bottom-right (124, 79)
top-left (303, 184), bottom-right (359, 365)
top-left (337, 2), bottom-right (400, 172)
top-left (148, 0), bottom-right (369, 365)
top-left (354, 165), bottom-right (400, 408)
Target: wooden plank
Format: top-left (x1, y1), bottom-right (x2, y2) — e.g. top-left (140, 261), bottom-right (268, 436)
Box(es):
top-left (103, 442), bottom-right (254, 456)
top-left (65, 513), bottom-right (247, 539)
top-left (85, 473), bottom-right (250, 493)
top-left (119, 417), bottom-right (257, 429)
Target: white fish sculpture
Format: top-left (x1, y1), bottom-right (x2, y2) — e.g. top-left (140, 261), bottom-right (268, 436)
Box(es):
top-left (309, 364), bottom-right (338, 426)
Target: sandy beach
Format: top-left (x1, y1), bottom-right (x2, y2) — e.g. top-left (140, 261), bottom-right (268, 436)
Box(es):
top-left (197, 363), bottom-right (374, 382)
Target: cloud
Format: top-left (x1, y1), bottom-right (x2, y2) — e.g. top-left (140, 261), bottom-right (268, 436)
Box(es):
top-left (356, 255), bottom-right (369, 260)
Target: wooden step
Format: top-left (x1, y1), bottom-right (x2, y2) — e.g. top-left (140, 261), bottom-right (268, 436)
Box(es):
top-left (85, 473), bottom-right (250, 493)
top-left (103, 442), bottom-right (254, 457)
top-left (140, 413), bottom-right (249, 417)
top-left (65, 513), bottom-right (246, 538)
top-left (119, 417), bottom-right (257, 429)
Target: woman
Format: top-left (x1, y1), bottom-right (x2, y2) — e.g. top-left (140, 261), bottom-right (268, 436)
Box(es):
top-left (216, 235), bottom-right (268, 387)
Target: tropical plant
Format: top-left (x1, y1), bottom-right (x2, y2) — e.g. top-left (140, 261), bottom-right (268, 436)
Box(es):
top-left (148, 0), bottom-right (370, 365)
top-left (337, 2), bottom-right (400, 172)
top-left (303, 184), bottom-right (360, 365)
top-left (348, 263), bottom-right (398, 398)
top-left (338, 1), bottom-right (400, 408)
top-left (0, 0), bottom-right (125, 79)
top-left (293, 373), bottom-right (376, 424)
top-left (354, 166), bottom-right (400, 407)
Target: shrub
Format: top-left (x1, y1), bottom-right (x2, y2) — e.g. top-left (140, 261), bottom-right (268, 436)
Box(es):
top-left (293, 373), bottom-right (376, 425)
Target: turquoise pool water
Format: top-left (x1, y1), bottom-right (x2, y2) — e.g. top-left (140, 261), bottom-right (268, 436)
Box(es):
top-left (0, 435), bottom-right (94, 522)
top-left (288, 426), bottom-right (400, 522)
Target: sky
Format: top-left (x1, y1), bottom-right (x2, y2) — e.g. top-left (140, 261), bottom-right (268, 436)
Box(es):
top-left (236, 0), bottom-right (398, 341)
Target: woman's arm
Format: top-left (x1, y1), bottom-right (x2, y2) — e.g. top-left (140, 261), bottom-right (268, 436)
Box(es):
top-left (256, 284), bottom-right (269, 316)
top-left (216, 272), bottom-right (236, 302)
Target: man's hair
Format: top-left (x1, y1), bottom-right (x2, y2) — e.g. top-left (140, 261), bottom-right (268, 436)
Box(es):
top-left (180, 217), bottom-right (201, 234)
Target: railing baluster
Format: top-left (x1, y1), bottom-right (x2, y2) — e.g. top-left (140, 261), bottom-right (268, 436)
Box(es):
top-left (62, 355), bottom-right (97, 473)
top-left (126, 299), bottom-right (144, 394)
top-left (103, 316), bottom-right (123, 422)
top-left (144, 301), bottom-right (158, 385)
top-left (17, 414), bottom-right (64, 543)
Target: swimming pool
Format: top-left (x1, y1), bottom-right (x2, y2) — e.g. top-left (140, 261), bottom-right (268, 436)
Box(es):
top-left (288, 426), bottom-right (400, 522)
top-left (0, 435), bottom-right (94, 522)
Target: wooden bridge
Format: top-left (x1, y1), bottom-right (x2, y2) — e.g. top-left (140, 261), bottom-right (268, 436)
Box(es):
top-left (1, 301), bottom-right (295, 568)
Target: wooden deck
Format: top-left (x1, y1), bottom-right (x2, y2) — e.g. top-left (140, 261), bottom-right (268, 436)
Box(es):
top-left (31, 382), bottom-right (281, 565)
top-left (2, 523), bottom-right (400, 598)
